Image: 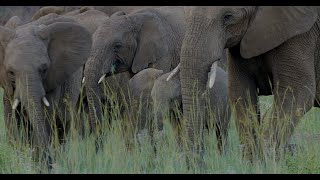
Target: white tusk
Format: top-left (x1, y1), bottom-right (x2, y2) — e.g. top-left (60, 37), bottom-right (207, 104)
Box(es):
top-left (98, 74), bottom-right (106, 84)
top-left (42, 97), bottom-right (50, 107)
top-left (209, 61), bottom-right (218, 89)
top-left (12, 98), bottom-right (20, 110)
top-left (82, 77), bottom-right (85, 83)
top-left (166, 63), bottom-right (181, 81)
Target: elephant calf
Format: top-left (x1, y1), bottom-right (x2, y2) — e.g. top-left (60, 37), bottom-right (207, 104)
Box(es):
top-left (151, 66), bottom-right (230, 152)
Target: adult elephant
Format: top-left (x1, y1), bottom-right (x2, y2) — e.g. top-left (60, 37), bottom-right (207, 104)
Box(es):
top-left (0, 6), bottom-right (42, 25)
top-left (178, 6), bottom-right (320, 160)
top-left (31, 8), bottom-right (110, 133)
top-left (31, 6), bottom-right (160, 21)
top-left (0, 15), bottom-right (92, 169)
top-left (83, 6), bottom-right (185, 134)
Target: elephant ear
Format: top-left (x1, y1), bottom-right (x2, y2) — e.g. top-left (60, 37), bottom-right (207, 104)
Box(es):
top-left (5, 16), bottom-right (22, 29)
top-left (240, 6), bottom-right (318, 59)
top-left (131, 12), bottom-right (170, 73)
top-left (0, 26), bottom-right (15, 89)
top-left (32, 6), bottom-right (65, 21)
top-left (36, 22), bottom-right (92, 91)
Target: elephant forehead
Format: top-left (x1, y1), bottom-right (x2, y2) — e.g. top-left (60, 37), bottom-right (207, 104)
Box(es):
top-left (185, 6), bottom-right (246, 19)
top-left (5, 37), bottom-right (48, 69)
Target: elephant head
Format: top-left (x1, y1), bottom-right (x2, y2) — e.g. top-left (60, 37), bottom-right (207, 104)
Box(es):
top-left (83, 10), bottom-right (173, 133)
top-left (180, 6), bottom-right (318, 154)
top-left (0, 15), bottom-right (92, 155)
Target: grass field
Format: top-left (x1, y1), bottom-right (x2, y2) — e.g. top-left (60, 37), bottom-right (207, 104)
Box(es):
top-left (1, 88), bottom-right (320, 174)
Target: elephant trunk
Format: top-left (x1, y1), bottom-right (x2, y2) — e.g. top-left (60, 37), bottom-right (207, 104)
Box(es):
top-left (180, 17), bottom-right (224, 156)
top-left (15, 72), bottom-right (50, 163)
top-left (84, 48), bottom-right (113, 134)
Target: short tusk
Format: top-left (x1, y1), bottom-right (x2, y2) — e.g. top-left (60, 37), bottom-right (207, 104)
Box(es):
top-left (166, 63), bottom-right (181, 81)
top-left (82, 77), bottom-right (85, 83)
top-left (209, 61), bottom-right (218, 89)
top-left (12, 98), bottom-right (20, 110)
top-left (98, 74), bottom-right (106, 84)
top-left (42, 97), bottom-right (50, 107)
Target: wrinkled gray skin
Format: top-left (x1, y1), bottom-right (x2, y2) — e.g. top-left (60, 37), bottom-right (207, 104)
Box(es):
top-left (0, 6), bottom-right (42, 25)
top-left (93, 6), bottom-right (162, 16)
top-left (32, 8), bottom-right (110, 133)
top-left (31, 6), bottom-right (160, 21)
top-left (180, 6), bottom-right (320, 160)
top-left (84, 6), bottom-right (186, 133)
top-left (0, 15), bottom-right (92, 168)
top-left (127, 69), bottom-right (164, 131)
top-left (152, 67), bottom-right (230, 153)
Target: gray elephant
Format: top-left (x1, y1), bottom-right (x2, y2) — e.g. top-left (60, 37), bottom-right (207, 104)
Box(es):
top-left (83, 6), bottom-right (186, 134)
top-left (31, 7), bottom-right (110, 132)
top-left (31, 6), bottom-right (160, 21)
top-left (0, 15), bottom-right (92, 168)
top-left (152, 65), bottom-right (230, 153)
top-left (178, 6), bottom-right (320, 160)
top-left (0, 6), bottom-right (42, 25)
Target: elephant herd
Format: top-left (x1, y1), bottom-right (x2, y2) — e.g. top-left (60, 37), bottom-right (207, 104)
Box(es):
top-left (1, 6), bottom-right (320, 171)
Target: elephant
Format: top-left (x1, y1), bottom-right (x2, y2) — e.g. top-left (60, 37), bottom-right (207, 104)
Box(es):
top-left (0, 15), bottom-right (92, 169)
top-left (152, 65), bottom-right (230, 153)
top-left (83, 6), bottom-right (186, 134)
top-left (178, 6), bottom-right (320, 161)
top-left (31, 8), bottom-right (110, 134)
top-left (31, 6), bottom-right (161, 21)
top-left (94, 6), bottom-right (162, 16)
top-left (0, 6), bottom-right (42, 25)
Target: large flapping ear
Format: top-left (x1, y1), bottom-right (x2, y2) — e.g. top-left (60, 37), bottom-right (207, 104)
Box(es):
top-left (5, 16), bottom-right (22, 29)
top-left (36, 22), bottom-right (92, 91)
top-left (131, 12), bottom-right (171, 73)
top-left (240, 6), bottom-right (318, 59)
top-left (0, 25), bottom-right (15, 48)
top-left (0, 26), bottom-right (15, 89)
top-left (32, 6), bottom-right (65, 21)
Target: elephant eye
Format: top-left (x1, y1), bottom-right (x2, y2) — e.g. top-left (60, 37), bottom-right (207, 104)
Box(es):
top-left (8, 70), bottom-right (14, 76)
top-left (7, 70), bottom-right (15, 81)
top-left (39, 66), bottom-right (48, 77)
top-left (223, 13), bottom-right (233, 24)
top-left (114, 43), bottom-right (122, 52)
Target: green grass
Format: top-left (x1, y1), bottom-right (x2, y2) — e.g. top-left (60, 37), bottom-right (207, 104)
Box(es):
top-left (1, 88), bottom-right (320, 174)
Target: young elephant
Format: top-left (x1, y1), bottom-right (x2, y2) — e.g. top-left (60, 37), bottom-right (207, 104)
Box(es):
top-left (123, 69), bottom-right (164, 148)
top-left (0, 15), bottom-right (92, 169)
top-left (151, 66), bottom-right (230, 152)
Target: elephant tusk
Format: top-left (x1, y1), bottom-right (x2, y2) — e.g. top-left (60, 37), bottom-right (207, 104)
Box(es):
top-left (98, 74), bottom-right (106, 84)
top-left (12, 98), bottom-right (20, 110)
top-left (42, 97), bottom-right (50, 107)
top-left (166, 63), bottom-right (181, 81)
top-left (82, 77), bottom-right (85, 83)
top-left (209, 61), bottom-right (218, 89)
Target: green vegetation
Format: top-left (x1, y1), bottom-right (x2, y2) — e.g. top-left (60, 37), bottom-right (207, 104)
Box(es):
top-left (0, 89), bottom-right (320, 174)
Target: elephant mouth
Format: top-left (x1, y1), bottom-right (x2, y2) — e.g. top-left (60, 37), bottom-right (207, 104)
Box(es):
top-left (97, 66), bottom-right (134, 85)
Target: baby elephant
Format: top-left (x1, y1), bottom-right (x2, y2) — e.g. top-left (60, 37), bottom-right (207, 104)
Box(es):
top-left (151, 66), bottom-right (230, 152)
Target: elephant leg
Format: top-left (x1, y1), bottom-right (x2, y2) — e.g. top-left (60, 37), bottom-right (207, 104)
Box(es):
top-left (59, 68), bottom-right (84, 139)
top-left (214, 104), bottom-right (231, 154)
top-left (228, 50), bottom-right (260, 161)
top-left (265, 38), bottom-right (316, 155)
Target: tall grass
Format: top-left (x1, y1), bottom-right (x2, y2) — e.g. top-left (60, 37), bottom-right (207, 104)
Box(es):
top-left (1, 87), bottom-right (320, 174)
